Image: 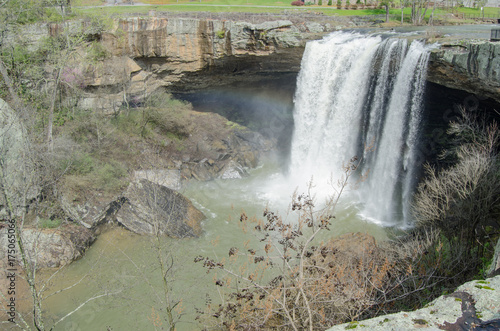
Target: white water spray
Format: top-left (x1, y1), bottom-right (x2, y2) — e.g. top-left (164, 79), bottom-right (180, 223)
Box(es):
top-left (289, 31), bottom-right (434, 227)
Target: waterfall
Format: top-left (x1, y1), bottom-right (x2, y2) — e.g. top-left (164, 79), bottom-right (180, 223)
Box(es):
top-left (289, 31), bottom-right (434, 227)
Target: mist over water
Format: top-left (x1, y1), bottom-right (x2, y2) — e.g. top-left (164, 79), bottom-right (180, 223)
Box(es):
top-left (288, 31), bottom-right (436, 227)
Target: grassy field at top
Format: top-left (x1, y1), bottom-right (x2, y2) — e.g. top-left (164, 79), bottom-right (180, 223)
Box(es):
top-left (72, 0), bottom-right (500, 19)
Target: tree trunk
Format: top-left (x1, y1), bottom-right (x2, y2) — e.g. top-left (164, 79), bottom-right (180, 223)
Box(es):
top-left (46, 68), bottom-right (63, 151)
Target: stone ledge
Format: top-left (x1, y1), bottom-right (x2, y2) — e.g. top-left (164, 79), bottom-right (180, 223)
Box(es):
top-left (327, 275), bottom-right (500, 330)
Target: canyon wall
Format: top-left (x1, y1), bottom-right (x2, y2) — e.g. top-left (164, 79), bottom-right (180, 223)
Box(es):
top-left (4, 17), bottom-right (500, 111)
top-left (79, 17), bottom-right (333, 112)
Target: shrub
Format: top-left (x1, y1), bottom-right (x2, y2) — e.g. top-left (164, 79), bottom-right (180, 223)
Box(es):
top-left (86, 41), bottom-right (109, 63)
top-left (195, 157), bottom-right (395, 329)
top-left (412, 109), bottom-right (499, 252)
top-left (94, 161), bottom-right (127, 192)
top-left (318, 0), bottom-right (323, 5)
top-left (216, 30), bottom-right (225, 39)
top-left (39, 218), bottom-right (62, 229)
top-left (328, 0), bottom-right (333, 5)
top-left (61, 67), bottom-right (86, 90)
top-left (192, 148), bottom-right (486, 329)
top-left (291, 0), bottom-right (304, 5)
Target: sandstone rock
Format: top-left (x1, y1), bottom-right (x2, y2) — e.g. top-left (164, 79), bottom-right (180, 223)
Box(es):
top-left (0, 99), bottom-right (38, 217)
top-left (0, 223), bottom-right (95, 269)
top-left (178, 113), bottom-right (274, 181)
top-left (60, 194), bottom-right (110, 229)
top-left (327, 275), bottom-right (500, 331)
top-left (428, 41), bottom-right (500, 103)
top-left (489, 238), bottom-right (500, 277)
top-left (114, 179), bottom-right (205, 237)
top-left (133, 169), bottom-right (181, 190)
top-left (220, 160), bottom-right (249, 179)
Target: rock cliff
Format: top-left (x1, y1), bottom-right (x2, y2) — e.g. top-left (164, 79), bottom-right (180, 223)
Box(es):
top-left (428, 41), bottom-right (500, 103)
top-left (6, 17), bottom-right (500, 111)
top-left (78, 16), bottom-right (332, 112)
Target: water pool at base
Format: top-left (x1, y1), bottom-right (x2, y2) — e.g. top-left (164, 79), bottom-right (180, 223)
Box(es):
top-left (39, 162), bottom-right (391, 331)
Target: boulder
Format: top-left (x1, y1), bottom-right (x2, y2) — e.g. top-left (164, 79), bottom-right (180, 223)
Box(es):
top-left (62, 178), bottom-right (205, 238)
top-left (0, 223), bottom-right (95, 269)
top-left (0, 98), bottom-right (38, 217)
top-left (114, 179), bottom-right (205, 237)
top-left (60, 194), bottom-right (111, 229)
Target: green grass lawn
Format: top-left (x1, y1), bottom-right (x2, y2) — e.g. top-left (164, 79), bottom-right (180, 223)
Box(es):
top-left (72, 0), bottom-right (500, 19)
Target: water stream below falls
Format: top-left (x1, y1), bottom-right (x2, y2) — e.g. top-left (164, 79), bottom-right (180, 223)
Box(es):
top-left (41, 31), bottom-right (437, 330)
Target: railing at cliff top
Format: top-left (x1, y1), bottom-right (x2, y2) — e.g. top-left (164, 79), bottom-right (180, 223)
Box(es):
top-left (462, 12), bottom-right (500, 20)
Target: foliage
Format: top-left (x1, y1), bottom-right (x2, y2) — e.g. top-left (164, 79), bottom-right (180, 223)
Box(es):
top-left (216, 30), bottom-right (226, 39)
top-left (412, 108), bottom-right (499, 256)
top-left (60, 67), bottom-right (86, 89)
top-left (94, 161), bottom-right (128, 191)
top-left (59, 151), bottom-right (96, 175)
top-left (195, 157), bottom-right (363, 330)
top-left (318, 0), bottom-right (323, 5)
top-left (328, 0), bottom-right (333, 6)
top-left (86, 41), bottom-right (109, 63)
top-left (1, 0), bottom-right (49, 24)
top-left (38, 218), bottom-right (63, 229)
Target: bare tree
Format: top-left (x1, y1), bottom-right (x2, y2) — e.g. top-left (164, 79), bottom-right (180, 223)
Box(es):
top-left (413, 108), bottom-right (499, 251)
top-left (410, 0), bottom-right (430, 24)
top-left (195, 156), bottom-right (370, 330)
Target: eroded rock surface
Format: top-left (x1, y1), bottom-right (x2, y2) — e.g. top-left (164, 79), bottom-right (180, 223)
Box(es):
top-left (428, 41), bottom-right (500, 103)
top-left (0, 99), bottom-right (38, 217)
top-left (114, 179), bottom-right (205, 237)
top-left (0, 223), bottom-right (95, 269)
top-left (327, 275), bottom-right (500, 331)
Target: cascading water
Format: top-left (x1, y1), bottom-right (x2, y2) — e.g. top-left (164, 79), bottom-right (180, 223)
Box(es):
top-left (289, 31), bottom-right (435, 227)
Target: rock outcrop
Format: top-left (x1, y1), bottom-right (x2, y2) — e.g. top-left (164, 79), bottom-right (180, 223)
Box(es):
top-left (114, 179), bottom-right (205, 237)
top-left (62, 178), bottom-right (205, 238)
top-left (0, 223), bottom-right (95, 269)
top-left (0, 98), bottom-right (38, 217)
top-left (428, 41), bottom-right (500, 103)
top-left (77, 16), bottom-right (328, 112)
top-left (327, 275), bottom-right (500, 331)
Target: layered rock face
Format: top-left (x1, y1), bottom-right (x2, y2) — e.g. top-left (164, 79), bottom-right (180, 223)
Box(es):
top-left (428, 41), bottom-right (500, 103)
top-left (62, 178), bottom-right (205, 238)
top-left (114, 179), bottom-right (205, 237)
top-left (79, 17), bottom-right (331, 112)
